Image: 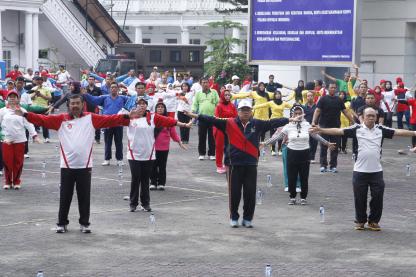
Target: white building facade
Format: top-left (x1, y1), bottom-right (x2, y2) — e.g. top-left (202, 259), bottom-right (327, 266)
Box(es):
top-left (103, 0), bottom-right (416, 88)
top-left (0, 0), bottom-right (106, 78)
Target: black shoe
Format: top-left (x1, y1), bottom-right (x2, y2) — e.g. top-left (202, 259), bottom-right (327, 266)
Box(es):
top-left (129, 205), bottom-right (137, 212)
top-left (158, 185), bottom-right (165, 191)
top-left (140, 205), bottom-right (152, 212)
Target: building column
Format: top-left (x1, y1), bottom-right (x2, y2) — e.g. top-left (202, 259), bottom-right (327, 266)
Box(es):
top-left (181, 27), bottom-right (190, 45)
top-left (0, 9), bottom-right (3, 60)
top-left (32, 12), bottom-right (39, 70)
top-left (24, 12), bottom-right (33, 70)
top-left (134, 26), bottom-right (142, 44)
top-left (232, 27), bottom-right (241, 53)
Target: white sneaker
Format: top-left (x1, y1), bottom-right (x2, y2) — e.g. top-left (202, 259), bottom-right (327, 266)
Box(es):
top-left (116, 160), bottom-right (124, 166)
top-left (284, 187), bottom-right (289, 192)
top-left (271, 151), bottom-right (277, 156)
top-left (44, 138), bottom-right (50, 143)
top-left (24, 154), bottom-right (30, 159)
top-left (101, 160), bottom-right (110, 166)
top-left (3, 184), bottom-right (10, 190)
top-left (288, 198), bottom-right (296, 205)
top-left (0, 171), bottom-right (3, 176)
top-left (198, 155), bottom-right (205, 160)
top-left (209, 156), bottom-right (216, 160)
top-left (278, 151), bottom-right (282, 156)
top-left (300, 199), bottom-right (307, 205)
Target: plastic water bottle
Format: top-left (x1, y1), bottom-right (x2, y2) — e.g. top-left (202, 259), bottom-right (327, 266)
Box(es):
top-left (256, 188), bottom-right (264, 205)
top-left (36, 271), bottom-right (44, 277)
top-left (117, 164), bottom-right (123, 186)
top-left (320, 205), bottom-right (325, 223)
top-left (149, 213), bottom-right (156, 232)
top-left (260, 148), bottom-right (266, 162)
top-left (266, 174), bottom-right (272, 187)
top-left (406, 164), bottom-right (411, 177)
top-left (41, 161), bottom-right (46, 185)
top-left (265, 264), bottom-right (272, 277)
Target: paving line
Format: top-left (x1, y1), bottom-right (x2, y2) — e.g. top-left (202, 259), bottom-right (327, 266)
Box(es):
top-left (24, 169), bottom-right (227, 196)
top-left (0, 195), bottom-right (226, 228)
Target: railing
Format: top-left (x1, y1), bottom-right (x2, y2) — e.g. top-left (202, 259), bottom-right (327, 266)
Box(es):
top-left (99, 0), bottom-right (235, 12)
top-left (42, 0), bottom-right (105, 66)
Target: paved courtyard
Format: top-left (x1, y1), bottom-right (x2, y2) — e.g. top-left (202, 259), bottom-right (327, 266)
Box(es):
top-left (1, 127), bottom-right (416, 276)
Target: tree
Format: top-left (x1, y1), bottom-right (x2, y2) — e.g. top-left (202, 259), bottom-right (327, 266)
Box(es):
top-left (215, 0), bottom-right (248, 14)
top-left (204, 20), bottom-right (251, 86)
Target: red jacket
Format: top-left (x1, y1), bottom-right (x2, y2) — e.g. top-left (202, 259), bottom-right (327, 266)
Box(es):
top-left (395, 88), bottom-right (409, 112)
top-left (6, 70), bottom-right (23, 81)
top-left (214, 92), bottom-right (238, 119)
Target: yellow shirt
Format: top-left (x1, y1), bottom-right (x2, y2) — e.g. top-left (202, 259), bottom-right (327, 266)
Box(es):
top-left (348, 81), bottom-right (357, 98)
top-left (232, 91), bottom-right (274, 120)
top-left (285, 90), bottom-right (310, 105)
top-left (254, 101), bottom-right (292, 119)
top-left (340, 101), bottom-right (351, 128)
top-left (31, 86), bottom-right (52, 108)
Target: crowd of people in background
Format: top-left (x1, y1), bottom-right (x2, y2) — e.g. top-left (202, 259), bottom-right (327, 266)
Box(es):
top-left (1, 62), bottom-right (416, 233)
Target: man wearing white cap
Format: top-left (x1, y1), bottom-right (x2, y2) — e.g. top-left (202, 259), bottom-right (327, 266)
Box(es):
top-left (186, 99), bottom-right (298, 228)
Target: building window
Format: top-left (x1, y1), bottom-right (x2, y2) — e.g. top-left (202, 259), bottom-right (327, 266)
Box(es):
top-left (166, 38), bottom-right (177, 44)
top-left (142, 38), bottom-right (151, 43)
top-left (170, 50), bottom-right (181, 63)
top-left (189, 39), bottom-right (201, 45)
top-left (39, 49), bottom-right (49, 59)
top-left (189, 51), bottom-right (200, 63)
top-left (149, 50), bottom-right (162, 63)
top-left (3, 50), bottom-right (11, 72)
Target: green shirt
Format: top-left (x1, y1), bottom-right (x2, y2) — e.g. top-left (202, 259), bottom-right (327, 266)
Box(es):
top-left (192, 89), bottom-right (219, 116)
top-left (336, 79), bottom-right (356, 94)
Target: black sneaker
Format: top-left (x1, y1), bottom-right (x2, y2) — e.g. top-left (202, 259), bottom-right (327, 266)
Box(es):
top-left (129, 205), bottom-right (137, 212)
top-left (158, 185), bottom-right (165, 191)
top-left (80, 225), bottom-right (91, 233)
top-left (140, 205), bottom-right (152, 212)
top-left (56, 225), bottom-right (67, 233)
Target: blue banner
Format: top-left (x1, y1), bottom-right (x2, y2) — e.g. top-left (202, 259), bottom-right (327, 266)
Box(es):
top-left (0, 61), bottom-right (6, 80)
top-left (249, 0), bottom-right (357, 64)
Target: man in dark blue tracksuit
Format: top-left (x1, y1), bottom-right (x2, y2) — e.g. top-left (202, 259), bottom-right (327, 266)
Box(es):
top-left (186, 99), bottom-right (295, 228)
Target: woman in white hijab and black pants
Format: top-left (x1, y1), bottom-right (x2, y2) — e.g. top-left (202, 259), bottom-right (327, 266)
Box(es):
top-left (264, 105), bottom-right (335, 205)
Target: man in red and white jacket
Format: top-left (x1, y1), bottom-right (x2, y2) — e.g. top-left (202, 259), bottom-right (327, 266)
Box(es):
top-left (17, 94), bottom-right (133, 234)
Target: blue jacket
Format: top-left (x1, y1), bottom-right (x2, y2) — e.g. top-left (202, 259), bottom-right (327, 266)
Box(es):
top-left (198, 115), bottom-right (288, 166)
top-left (83, 93), bottom-right (128, 115)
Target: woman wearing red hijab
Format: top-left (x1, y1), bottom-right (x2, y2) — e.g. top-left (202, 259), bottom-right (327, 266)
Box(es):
top-left (214, 89), bottom-right (237, 173)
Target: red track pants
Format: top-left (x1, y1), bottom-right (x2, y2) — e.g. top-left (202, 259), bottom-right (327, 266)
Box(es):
top-left (214, 128), bottom-right (225, 168)
top-left (3, 142), bottom-right (25, 185)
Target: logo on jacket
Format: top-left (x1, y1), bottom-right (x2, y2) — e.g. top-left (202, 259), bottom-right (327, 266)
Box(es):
top-left (66, 123), bottom-right (73, 129)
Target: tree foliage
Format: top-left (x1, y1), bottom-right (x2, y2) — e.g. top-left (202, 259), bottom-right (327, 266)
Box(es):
top-left (204, 20), bottom-right (251, 85)
top-left (215, 0), bottom-right (248, 14)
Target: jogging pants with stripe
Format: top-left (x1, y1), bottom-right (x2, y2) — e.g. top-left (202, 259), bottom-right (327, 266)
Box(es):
top-left (129, 160), bottom-right (153, 208)
top-left (352, 171), bottom-right (385, 224)
top-left (58, 168), bottom-right (92, 226)
top-left (3, 142), bottom-right (25, 185)
top-left (227, 165), bottom-right (257, 221)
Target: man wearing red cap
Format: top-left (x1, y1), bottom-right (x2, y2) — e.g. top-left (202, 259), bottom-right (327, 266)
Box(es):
top-left (0, 91), bottom-right (40, 189)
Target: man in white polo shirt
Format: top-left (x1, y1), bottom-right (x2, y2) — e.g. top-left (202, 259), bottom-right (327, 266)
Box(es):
top-left (311, 107), bottom-right (416, 231)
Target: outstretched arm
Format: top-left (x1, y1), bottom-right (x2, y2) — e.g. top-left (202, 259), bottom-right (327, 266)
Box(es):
top-left (321, 70), bottom-right (337, 82)
top-left (394, 129), bottom-right (416, 137)
top-left (309, 126), bottom-right (345, 136)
